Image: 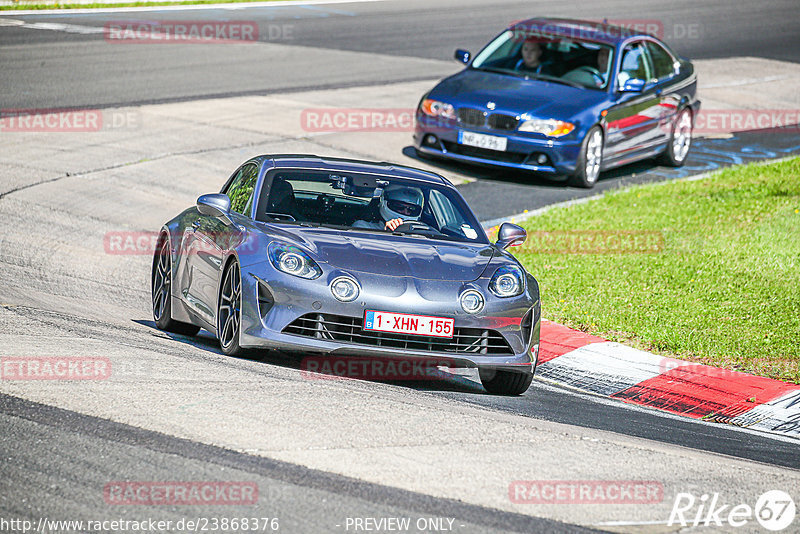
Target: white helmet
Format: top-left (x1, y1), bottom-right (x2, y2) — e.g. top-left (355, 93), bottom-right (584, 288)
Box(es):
top-left (380, 185), bottom-right (424, 222)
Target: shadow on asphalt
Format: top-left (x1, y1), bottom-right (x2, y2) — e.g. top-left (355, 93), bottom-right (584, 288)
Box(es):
top-left (133, 319), bottom-right (488, 395)
top-left (401, 145), bottom-right (664, 188)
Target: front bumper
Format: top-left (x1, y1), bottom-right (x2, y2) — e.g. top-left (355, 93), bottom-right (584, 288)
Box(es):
top-left (414, 116), bottom-right (583, 175)
top-left (238, 262), bottom-right (540, 372)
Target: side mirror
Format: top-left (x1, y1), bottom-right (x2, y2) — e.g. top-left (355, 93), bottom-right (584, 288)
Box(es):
top-left (495, 222), bottom-right (527, 250)
top-left (454, 49), bottom-right (471, 64)
top-left (197, 193), bottom-right (232, 221)
top-left (619, 77), bottom-right (645, 93)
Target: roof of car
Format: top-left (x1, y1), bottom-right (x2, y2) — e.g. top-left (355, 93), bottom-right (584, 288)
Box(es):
top-left (259, 154), bottom-right (451, 185)
top-left (508, 17), bottom-right (657, 46)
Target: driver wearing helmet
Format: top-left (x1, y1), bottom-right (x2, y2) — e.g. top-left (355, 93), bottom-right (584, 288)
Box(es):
top-left (353, 185), bottom-right (424, 231)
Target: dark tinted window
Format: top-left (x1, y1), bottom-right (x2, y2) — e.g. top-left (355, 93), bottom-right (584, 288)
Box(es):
top-left (225, 162), bottom-right (259, 216)
top-left (645, 41), bottom-right (675, 79)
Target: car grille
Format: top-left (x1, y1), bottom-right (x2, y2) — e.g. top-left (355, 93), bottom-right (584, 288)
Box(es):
top-left (458, 107), bottom-right (487, 128)
top-left (488, 113), bottom-right (519, 131)
top-left (457, 108), bottom-right (519, 131)
top-left (442, 141), bottom-right (528, 164)
top-left (283, 313), bottom-right (514, 355)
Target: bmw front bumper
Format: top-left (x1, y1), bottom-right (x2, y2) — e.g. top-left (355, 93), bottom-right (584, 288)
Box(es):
top-left (414, 116), bottom-right (583, 175)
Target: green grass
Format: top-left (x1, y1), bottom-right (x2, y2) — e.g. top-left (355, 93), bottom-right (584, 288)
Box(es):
top-left (514, 157), bottom-right (800, 383)
top-left (1, 0), bottom-right (283, 10)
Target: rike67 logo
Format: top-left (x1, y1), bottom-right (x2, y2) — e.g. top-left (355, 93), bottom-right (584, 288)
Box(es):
top-left (669, 490), bottom-right (796, 531)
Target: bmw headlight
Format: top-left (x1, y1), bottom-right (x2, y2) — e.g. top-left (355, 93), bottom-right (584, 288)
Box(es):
top-left (460, 289), bottom-right (485, 314)
top-left (489, 265), bottom-right (525, 298)
top-left (268, 242), bottom-right (322, 279)
top-left (420, 99), bottom-right (456, 120)
top-left (518, 118), bottom-right (575, 137)
top-left (330, 276), bottom-right (359, 302)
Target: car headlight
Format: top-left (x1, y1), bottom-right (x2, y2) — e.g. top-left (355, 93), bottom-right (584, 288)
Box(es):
top-left (460, 289), bottom-right (485, 314)
top-left (518, 118), bottom-right (575, 137)
top-left (330, 276), bottom-right (359, 302)
top-left (489, 265), bottom-right (525, 298)
top-left (420, 99), bottom-right (456, 120)
top-left (268, 242), bottom-right (322, 279)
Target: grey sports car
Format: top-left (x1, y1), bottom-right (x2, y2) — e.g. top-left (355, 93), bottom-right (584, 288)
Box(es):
top-left (151, 155), bottom-right (540, 395)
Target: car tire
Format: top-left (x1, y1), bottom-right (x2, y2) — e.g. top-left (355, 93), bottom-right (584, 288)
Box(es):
top-left (658, 108), bottom-right (693, 167)
top-left (217, 259), bottom-right (246, 357)
top-left (151, 235), bottom-right (201, 336)
top-left (479, 368), bottom-right (533, 395)
top-left (568, 126), bottom-right (604, 188)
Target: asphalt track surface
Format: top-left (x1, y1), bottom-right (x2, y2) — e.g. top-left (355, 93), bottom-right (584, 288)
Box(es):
top-left (2, 0), bottom-right (800, 109)
top-left (2, 0), bottom-right (800, 531)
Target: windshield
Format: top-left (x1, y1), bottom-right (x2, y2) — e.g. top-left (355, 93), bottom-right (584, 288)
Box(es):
top-left (471, 30), bottom-right (615, 90)
top-left (254, 170), bottom-right (488, 244)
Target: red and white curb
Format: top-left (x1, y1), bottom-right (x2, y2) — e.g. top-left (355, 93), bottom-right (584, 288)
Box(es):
top-left (537, 320), bottom-right (800, 440)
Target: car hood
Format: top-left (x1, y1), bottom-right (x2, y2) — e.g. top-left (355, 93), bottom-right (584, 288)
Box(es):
top-left (263, 224), bottom-right (496, 281)
top-left (431, 69), bottom-right (608, 118)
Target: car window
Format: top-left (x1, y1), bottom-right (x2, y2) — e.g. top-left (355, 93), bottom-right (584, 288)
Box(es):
top-left (429, 189), bottom-right (481, 241)
top-left (619, 42), bottom-right (650, 82)
top-left (225, 162), bottom-right (259, 216)
top-left (645, 41), bottom-right (675, 80)
top-left (254, 170), bottom-right (487, 244)
top-left (470, 30), bottom-right (615, 90)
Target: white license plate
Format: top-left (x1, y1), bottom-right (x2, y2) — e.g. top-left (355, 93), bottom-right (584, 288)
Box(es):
top-left (363, 310), bottom-right (454, 339)
top-left (459, 130), bottom-right (508, 151)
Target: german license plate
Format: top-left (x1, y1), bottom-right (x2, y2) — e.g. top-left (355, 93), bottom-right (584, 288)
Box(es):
top-left (459, 130), bottom-right (507, 151)
top-left (363, 310), bottom-right (454, 338)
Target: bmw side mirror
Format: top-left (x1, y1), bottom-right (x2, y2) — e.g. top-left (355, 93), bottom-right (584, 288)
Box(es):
top-left (197, 193), bottom-right (233, 223)
top-left (619, 77), bottom-right (645, 93)
top-left (495, 222), bottom-right (527, 250)
top-left (454, 49), bottom-right (471, 64)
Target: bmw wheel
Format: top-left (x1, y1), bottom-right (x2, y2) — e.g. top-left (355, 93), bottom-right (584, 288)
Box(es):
top-left (217, 259), bottom-right (246, 356)
top-left (569, 126), bottom-right (604, 188)
top-left (659, 108), bottom-right (693, 167)
top-left (151, 235), bottom-right (200, 336)
top-left (479, 368), bottom-right (533, 395)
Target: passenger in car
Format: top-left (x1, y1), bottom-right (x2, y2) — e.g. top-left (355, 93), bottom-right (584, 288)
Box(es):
top-left (514, 39), bottom-right (554, 75)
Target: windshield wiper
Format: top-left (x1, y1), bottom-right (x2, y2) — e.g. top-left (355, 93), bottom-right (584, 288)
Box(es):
top-left (526, 73), bottom-right (583, 88)
top-left (475, 66), bottom-right (526, 78)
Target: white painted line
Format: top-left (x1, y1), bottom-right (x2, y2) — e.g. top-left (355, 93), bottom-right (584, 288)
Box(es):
top-left (728, 389), bottom-right (800, 439)
top-left (0, 17), bottom-right (103, 33)
top-left (532, 379), bottom-right (800, 445)
top-left (0, 0), bottom-right (383, 16)
top-left (536, 342), bottom-right (690, 397)
top-left (702, 74), bottom-right (793, 89)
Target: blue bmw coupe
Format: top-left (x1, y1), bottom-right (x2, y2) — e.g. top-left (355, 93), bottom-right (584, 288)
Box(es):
top-left (414, 18), bottom-right (701, 187)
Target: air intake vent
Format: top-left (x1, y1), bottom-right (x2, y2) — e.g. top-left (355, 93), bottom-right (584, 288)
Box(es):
top-left (283, 313), bottom-right (513, 355)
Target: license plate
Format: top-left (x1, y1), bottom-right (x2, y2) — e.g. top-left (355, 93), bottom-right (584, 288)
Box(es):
top-left (364, 310), bottom-right (454, 339)
top-left (459, 130), bottom-right (507, 151)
